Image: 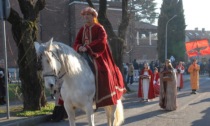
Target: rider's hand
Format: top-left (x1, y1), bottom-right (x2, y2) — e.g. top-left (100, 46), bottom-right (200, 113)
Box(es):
top-left (79, 46), bottom-right (87, 52)
top-left (78, 46), bottom-right (83, 52)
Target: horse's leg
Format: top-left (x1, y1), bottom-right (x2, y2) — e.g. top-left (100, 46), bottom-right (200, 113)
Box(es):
top-left (64, 102), bottom-right (76, 126)
top-left (104, 106), bottom-right (114, 126)
top-left (113, 99), bottom-right (124, 126)
top-left (83, 101), bottom-right (95, 126)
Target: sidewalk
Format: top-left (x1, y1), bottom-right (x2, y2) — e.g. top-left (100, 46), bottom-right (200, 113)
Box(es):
top-left (0, 74), bottom-right (205, 126)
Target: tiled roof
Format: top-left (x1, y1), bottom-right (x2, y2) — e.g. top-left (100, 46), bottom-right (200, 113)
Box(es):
top-left (185, 29), bottom-right (210, 41)
top-left (135, 21), bottom-right (157, 30)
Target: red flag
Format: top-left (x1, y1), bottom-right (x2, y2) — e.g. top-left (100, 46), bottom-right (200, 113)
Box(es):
top-left (187, 51), bottom-right (199, 57)
top-left (200, 46), bottom-right (210, 56)
top-left (185, 39), bottom-right (209, 57)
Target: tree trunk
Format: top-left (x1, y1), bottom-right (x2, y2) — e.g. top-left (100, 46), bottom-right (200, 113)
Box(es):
top-left (7, 0), bottom-right (46, 110)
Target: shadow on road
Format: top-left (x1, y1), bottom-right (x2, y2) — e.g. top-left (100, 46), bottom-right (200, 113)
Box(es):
top-left (191, 98), bottom-right (210, 126)
top-left (123, 109), bottom-right (168, 125)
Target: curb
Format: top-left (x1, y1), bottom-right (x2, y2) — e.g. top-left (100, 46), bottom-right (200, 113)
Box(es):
top-left (3, 115), bottom-right (50, 126)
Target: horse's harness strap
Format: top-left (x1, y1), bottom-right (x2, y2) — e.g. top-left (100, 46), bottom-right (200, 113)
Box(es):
top-left (58, 72), bottom-right (66, 79)
top-left (42, 46), bottom-right (66, 80)
top-left (43, 72), bottom-right (57, 78)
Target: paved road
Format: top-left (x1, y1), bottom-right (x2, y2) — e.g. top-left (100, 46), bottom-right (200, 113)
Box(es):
top-left (36, 75), bottom-right (210, 126)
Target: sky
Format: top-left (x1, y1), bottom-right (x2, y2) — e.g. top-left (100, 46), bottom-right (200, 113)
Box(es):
top-left (155, 0), bottom-right (210, 30)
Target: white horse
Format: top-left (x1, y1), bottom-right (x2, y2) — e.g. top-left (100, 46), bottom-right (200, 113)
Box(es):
top-left (34, 38), bottom-right (124, 126)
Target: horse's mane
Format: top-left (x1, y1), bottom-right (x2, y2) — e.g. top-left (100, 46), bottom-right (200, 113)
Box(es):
top-left (50, 41), bottom-right (89, 75)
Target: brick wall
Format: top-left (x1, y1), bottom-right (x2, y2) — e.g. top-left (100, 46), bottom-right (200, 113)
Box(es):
top-left (0, 0), bottom-right (158, 68)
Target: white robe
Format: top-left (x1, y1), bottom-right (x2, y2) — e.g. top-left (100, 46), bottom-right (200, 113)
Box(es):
top-left (142, 71), bottom-right (149, 99)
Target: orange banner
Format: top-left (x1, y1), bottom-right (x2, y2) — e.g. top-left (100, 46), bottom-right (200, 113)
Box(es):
top-left (185, 39), bottom-right (209, 57)
top-left (200, 46), bottom-right (210, 56)
top-left (187, 51), bottom-right (198, 57)
top-left (185, 39), bottom-right (209, 52)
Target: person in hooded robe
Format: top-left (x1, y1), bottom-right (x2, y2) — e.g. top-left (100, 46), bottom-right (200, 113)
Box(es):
top-left (159, 59), bottom-right (177, 111)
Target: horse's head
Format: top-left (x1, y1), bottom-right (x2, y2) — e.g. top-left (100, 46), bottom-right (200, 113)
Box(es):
top-left (34, 38), bottom-right (62, 89)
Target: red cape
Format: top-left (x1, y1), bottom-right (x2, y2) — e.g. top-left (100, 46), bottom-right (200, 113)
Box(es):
top-left (138, 69), bottom-right (155, 99)
top-left (73, 23), bottom-right (126, 108)
top-left (176, 65), bottom-right (184, 88)
top-left (154, 72), bottom-right (160, 82)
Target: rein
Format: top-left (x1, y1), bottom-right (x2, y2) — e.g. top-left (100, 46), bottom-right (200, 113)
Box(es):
top-left (41, 46), bottom-right (66, 80)
top-left (43, 71), bottom-right (66, 80)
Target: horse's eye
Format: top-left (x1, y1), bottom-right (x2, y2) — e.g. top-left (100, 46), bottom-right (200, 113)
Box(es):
top-left (47, 60), bottom-right (50, 64)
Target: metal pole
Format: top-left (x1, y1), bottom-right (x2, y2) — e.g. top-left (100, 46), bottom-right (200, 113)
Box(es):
top-left (1, 0), bottom-right (10, 119)
top-left (1, 19), bottom-right (10, 119)
top-left (165, 15), bottom-right (177, 60)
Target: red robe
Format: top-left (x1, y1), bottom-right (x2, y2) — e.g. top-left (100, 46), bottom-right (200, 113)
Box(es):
top-left (153, 72), bottom-right (160, 96)
top-left (176, 65), bottom-right (184, 88)
top-left (73, 23), bottom-right (126, 108)
top-left (138, 69), bottom-right (155, 99)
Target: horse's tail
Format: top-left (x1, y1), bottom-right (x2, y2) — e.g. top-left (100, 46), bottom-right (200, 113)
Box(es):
top-left (114, 99), bottom-right (124, 126)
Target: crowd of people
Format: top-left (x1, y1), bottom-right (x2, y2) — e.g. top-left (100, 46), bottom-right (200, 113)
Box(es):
top-left (123, 58), bottom-right (202, 111)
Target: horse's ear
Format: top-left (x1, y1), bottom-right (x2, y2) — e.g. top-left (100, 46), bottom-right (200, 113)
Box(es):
top-left (46, 37), bottom-right (53, 51)
top-left (34, 42), bottom-right (41, 55)
top-left (34, 42), bottom-right (46, 56)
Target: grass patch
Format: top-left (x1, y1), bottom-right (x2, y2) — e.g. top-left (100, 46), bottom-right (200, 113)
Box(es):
top-left (16, 103), bottom-right (54, 117)
top-left (0, 103), bottom-right (55, 117)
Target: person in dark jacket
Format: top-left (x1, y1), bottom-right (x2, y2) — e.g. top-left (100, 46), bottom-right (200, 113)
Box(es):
top-left (0, 66), bottom-right (6, 105)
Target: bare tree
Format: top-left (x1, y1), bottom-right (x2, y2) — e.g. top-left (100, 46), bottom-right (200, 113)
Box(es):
top-left (7, 0), bottom-right (46, 110)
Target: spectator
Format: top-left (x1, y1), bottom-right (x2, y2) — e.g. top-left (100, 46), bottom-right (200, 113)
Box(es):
top-left (123, 63), bottom-right (128, 82)
top-left (127, 63), bottom-right (134, 85)
top-left (133, 59), bottom-right (139, 70)
top-left (0, 65), bottom-right (6, 105)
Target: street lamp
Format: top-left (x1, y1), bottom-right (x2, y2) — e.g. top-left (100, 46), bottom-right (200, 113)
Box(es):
top-left (165, 15), bottom-right (177, 60)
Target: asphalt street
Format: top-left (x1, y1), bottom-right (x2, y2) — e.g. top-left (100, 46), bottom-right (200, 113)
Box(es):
top-left (1, 74), bottom-right (210, 126)
top-left (36, 75), bottom-right (210, 126)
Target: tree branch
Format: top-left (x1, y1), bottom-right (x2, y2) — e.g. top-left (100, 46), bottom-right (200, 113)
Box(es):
top-left (98, 0), bottom-right (117, 40)
top-left (35, 0), bottom-right (46, 12)
top-left (34, 0), bottom-right (46, 18)
top-left (118, 0), bottom-right (129, 39)
top-left (86, 0), bottom-right (94, 8)
top-left (7, 8), bottom-right (22, 25)
top-left (18, 0), bottom-right (33, 15)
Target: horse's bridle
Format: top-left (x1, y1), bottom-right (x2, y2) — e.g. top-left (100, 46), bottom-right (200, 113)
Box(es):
top-left (43, 70), bottom-right (66, 80)
top-left (38, 49), bottom-right (66, 80)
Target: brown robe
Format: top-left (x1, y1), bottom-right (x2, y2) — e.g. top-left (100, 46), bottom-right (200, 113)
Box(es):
top-left (159, 68), bottom-right (177, 111)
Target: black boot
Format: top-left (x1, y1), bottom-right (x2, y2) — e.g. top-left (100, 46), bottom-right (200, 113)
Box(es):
top-left (191, 90), bottom-right (194, 94)
top-left (50, 106), bottom-right (67, 122)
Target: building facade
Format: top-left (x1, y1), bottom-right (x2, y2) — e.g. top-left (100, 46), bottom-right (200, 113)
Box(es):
top-left (1, 0), bottom-right (210, 79)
